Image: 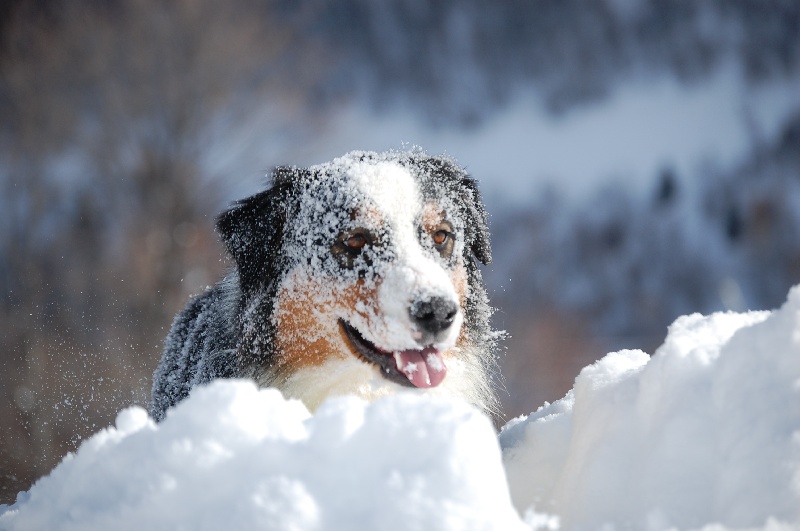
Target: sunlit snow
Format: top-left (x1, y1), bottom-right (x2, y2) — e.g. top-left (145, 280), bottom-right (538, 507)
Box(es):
top-left (502, 286), bottom-right (800, 530)
top-left (2, 285), bottom-right (799, 530)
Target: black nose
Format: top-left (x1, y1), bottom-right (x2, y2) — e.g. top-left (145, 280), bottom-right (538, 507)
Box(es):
top-left (409, 296), bottom-right (459, 334)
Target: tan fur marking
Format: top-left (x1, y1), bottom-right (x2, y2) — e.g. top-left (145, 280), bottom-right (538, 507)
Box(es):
top-left (272, 273), bottom-right (379, 380)
top-left (347, 206), bottom-right (384, 228)
top-left (451, 262), bottom-right (471, 353)
top-left (359, 207), bottom-right (383, 226)
top-left (452, 262), bottom-right (469, 306)
top-left (421, 203), bottom-right (445, 232)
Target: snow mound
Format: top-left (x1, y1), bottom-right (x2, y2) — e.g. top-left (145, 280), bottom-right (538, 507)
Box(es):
top-left (501, 286), bottom-right (800, 530)
top-left (4, 287), bottom-right (800, 530)
top-left (0, 382), bottom-right (526, 531)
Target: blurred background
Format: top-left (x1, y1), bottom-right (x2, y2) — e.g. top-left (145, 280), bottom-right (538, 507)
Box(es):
top-left (2, 0), bottom-right (799, 503)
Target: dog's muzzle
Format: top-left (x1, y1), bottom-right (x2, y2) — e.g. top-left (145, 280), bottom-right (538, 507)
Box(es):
top-left (340, 296), bottom-right (460, 389)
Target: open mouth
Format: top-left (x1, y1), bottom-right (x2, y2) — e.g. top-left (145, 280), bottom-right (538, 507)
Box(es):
top-left (339, 319), bottom-right (447, 388)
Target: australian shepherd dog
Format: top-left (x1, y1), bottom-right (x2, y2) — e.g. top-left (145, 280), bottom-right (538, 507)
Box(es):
top-left (150, 150), bottom-right (500, 421)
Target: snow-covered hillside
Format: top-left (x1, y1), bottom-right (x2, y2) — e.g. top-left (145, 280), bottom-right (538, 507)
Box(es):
top-left (2, 285), bottom-right (799, 530)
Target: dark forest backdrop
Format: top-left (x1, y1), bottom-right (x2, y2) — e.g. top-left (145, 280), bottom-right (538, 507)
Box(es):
top-left (2, 0), bottom-right (799, 503)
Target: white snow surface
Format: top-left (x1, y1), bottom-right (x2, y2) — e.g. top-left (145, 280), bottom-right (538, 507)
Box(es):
top-left (3, 285), bottom-right (800, 530)
top-left (502, 285), bottom-right (800, 530)
top-left (0, 386), bottom-right (526, 531)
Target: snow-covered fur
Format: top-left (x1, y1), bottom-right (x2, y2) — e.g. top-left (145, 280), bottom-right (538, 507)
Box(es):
top-left (150, 150), bottom-right (500, 421)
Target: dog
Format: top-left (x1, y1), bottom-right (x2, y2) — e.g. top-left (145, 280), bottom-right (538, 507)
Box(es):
top-left (150, 150), bottom-right (500, 422)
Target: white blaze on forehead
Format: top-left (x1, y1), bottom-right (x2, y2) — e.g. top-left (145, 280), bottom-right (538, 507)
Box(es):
top-left (347, 160), bottom-right (462, 352)
top-left (348, 161), bottom-right (421, 233)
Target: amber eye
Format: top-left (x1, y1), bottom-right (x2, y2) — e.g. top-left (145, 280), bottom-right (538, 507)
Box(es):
top-left (432, 230), bottom-right (450, 246)
top-left (332, 229), bottom-right (376, 271)
top-left (430, 221), bottom-right (455, 259)
top-left (344, 233), bottom-right (368, 249)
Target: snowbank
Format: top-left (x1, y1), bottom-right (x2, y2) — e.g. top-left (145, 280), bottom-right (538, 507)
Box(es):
top-left (501, 286), bottom-right (800, 530)
top-left (3, 286), bottom-right (800, 530)
top-left (0, 383), bottom-right (526, 531)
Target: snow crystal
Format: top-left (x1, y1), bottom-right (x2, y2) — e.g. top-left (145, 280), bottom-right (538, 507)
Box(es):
top-left (398, 358), bottom-right (418, 374)
top-left (425, 351), bottom-right (445, 372)
top-left (501, 286), bottom-right (800, 530)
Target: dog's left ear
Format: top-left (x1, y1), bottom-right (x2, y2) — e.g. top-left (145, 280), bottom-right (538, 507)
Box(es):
top-left (216, 167), bottom-right (298, 291)
top-left (460, 177), bottom-right (492, 265)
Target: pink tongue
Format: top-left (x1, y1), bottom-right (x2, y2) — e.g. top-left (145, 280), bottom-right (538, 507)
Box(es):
top-left (392, 347), bottom-right (447, 388)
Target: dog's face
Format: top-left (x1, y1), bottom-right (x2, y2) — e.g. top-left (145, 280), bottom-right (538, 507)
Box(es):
top-left (218, 151), bottom-right (496, 412)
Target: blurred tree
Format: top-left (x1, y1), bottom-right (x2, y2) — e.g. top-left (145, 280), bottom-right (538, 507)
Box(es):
top-left (0, 0), bottom-right (304, 503)
top-left (491, 113), bottom-right (800, 419)
top-left (298, 0), bottom-right (800, 125)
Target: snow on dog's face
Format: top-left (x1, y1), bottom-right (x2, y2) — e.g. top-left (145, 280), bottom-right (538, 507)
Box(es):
top-left (219, 151), bottom-right (497, 413)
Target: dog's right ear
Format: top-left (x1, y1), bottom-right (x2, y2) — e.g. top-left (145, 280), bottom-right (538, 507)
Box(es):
top-left (459, 177), bottom-right (492, 266)
top-left (216, 166), bottom-right (299, 292)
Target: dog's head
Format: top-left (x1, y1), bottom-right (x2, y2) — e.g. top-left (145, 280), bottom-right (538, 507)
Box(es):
top-left (217, 150), bottom-right (498, 414)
